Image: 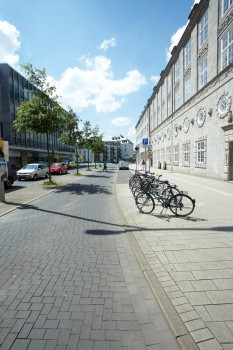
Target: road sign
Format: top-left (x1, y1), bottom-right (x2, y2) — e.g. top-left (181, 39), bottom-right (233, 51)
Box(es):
top-left (135, 146), bottom-right (139, 151)
top-left (142, 138), bottom-right (148, 145)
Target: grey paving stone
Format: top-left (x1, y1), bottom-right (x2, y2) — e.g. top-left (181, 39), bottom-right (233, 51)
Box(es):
top-left (10, 339), bottom-right (30, 350)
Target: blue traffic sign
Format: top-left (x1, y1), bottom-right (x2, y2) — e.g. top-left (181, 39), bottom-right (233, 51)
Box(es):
top-left (142, 138), bottom-right (148, 145)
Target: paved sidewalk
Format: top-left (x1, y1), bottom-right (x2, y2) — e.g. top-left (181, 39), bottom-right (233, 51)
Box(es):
top-left (1, 163), bottom-right (233, 350)
top-left (116, 165), bottom-right (233, 350)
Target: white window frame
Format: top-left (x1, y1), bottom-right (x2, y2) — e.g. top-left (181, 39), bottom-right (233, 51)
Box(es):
top-left (174, 86), bottom-right (180, 110)
top-left (196, 139), bottom-right (207, 168)
top-left (199, 10), bottom-right (208, 48)
top-left (198, 56), bottom-right (208, 89)
top-left (174, 59), bottom-right (180, 82)
top-left (183, 142), bottom-right (190, 166)
top-left (222, 0), bottom-right (233, 16)
top-left (167, 71), bottom-right (172, 93)
top-left (184, 74), bottom-right (191, 102)
top-left (174, 145), bottom-right (179, 165)
top-left (166, 147), bottom-right (171, 164)
top-left (184, 39), bottom-right (191, 68)
top-left (220, 25), bottom-right (233, 70)
top-left (161, 101), bottom-right (166, 121)
top-left (167, 95), bottom-right (172, 117)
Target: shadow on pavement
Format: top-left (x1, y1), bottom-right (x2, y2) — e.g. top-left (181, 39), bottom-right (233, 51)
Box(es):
top-left (85, 229), bottom-right (124, 235)
top-left (55, 182), bottom-right (113, 195)
top-left (3, 200), bottom-right (233, 234)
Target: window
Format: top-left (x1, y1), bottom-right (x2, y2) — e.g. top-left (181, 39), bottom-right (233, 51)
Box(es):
top-left (167, 71), bottom-right (172, 92)
top-left (167, 95), bottom-right (172, 117)
top-left (199, 10), bottom-right (208, 47)
top-left (196, 139), bottom-right (206, 168)
top-left (184, 39), bottom-right (191, 68)
top-left (174, 87), bottom-right (180, 110)
top-left (198, 56), bottom-right (208, 88)
top-left (184, 74), bottom-right (191, 101)
top-left (221, 25), bottom-right (233, 70)
top-left (166, 147), bottom-right (171, 164)
top-left (183, 142), bottom-right (190, 166)
top-left (161, 149), bottom-right (165, 161)
top-left (161, 101), bottom-right (166, 121)
top-left (174, 146), bottom-right (179, 164)
top-left (222, 0), bottom-right (233, 16)
top-left (174, 59), bottom-right (180, 82)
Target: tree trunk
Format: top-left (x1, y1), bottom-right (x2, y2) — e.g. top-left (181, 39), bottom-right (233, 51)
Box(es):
top-left (46, 133), bottom-right (52, 181)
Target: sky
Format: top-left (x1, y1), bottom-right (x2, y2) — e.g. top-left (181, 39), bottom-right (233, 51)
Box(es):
top-left (0, 0), bottom-right (199, 144)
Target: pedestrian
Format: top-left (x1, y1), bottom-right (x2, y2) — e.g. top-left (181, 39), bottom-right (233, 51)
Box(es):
top-left (103, 160), bottom-right (107, 172)
top-left (0, 146), bottom-right (4, 159)
top-left (142, 160), bottom-right (145, 166)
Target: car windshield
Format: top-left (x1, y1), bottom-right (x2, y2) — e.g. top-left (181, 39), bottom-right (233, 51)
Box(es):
top-left (51, 163), bottom-right (61, 167)
top-left (23, 164), bottom-right (37, 170)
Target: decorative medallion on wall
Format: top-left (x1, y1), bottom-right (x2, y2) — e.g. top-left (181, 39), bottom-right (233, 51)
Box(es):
top-left (216, 93), bottom-right (231, 119)
top-left (196, 108), bottom-right (206, 127)
top-left (183, 117), bottom-right (190, 133)
top-left (174, 124), bottom-right (178, 137)
top-left (167, 128), bottom-right (170, 140)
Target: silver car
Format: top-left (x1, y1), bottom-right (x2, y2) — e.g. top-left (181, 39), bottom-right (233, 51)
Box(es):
top-left (17, 163), bottom-right (49, 180)
top-left (118, 161), bottom-right (129, 170)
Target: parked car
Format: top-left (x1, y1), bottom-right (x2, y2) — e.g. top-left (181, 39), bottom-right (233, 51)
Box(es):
top-left (17, 163), bottom-right (49, 180)
top-left (4, 163), bottom-right (18, 188)
top-left (118, 161), bottom-right (129, 170)
top-left (50, 162), bottom-right (68, 175)
top-left (68, 161), bottom-right (77, 169)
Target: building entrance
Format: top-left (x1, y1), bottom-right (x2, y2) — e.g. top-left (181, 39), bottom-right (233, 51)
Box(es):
top-left (229, 142), bottom-right (233, 181)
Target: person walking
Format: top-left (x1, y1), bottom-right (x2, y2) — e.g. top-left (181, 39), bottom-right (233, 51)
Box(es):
top-left (103, 160), bottom-right (107, 172)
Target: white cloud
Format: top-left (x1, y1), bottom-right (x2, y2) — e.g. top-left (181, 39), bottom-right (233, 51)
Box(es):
top-left (98, 38), bottom-right (116, 50)
top-left (54, 55), bottom-right (146, 113)
top-left (127, 126), bottom-right (136, 136)
top-left (150, 75), bottom-right (160, 84)
top-left (112, 117), bottom-right (130, 126)
top-left (166, 22), bottom-right (188, 62)
top-left (0, 20), bottom-right (21, 67)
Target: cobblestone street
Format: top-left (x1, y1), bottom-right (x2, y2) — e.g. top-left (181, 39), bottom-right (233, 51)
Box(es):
top-left (0, 167), bottom-right (180, 350)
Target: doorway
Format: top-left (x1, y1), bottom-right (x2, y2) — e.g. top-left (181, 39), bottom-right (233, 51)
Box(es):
top-left (229, 142), bottom-right (233, 181)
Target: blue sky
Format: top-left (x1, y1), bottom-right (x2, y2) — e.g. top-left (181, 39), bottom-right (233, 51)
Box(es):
top-left (0, 0), bottom-right (198, 143)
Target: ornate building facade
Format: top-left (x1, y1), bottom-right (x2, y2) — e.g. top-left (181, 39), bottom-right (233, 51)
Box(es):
top-left (136, 0), bottom-right (233, 180)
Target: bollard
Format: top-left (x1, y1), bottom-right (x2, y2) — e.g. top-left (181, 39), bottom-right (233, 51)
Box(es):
top-left (0, 181), bottom-right (5, 202)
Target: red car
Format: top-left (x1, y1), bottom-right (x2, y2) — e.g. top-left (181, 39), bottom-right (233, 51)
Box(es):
top-left (50, 162), bottom-right (68, 175)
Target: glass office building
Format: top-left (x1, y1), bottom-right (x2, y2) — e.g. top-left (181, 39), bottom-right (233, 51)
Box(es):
top-left (0, 63), bottom-right (75, 169)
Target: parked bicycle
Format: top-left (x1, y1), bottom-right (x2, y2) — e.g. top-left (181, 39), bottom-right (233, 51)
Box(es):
top-left (129, 171), bottom-right (195, 217)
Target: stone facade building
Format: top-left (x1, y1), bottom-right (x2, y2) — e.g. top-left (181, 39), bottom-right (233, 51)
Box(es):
top-left (136, 0), bottom-right (233, 180)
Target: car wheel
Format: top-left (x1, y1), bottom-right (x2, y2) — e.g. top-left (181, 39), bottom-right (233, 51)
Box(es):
top-left (5, 177), bottom-right (13, 188)
top-left (18, 177), bottom-right (22, 181)
top-left (33, 174), bottom-right (37, 180)
top-left (45, 172), bottom-right (49, 178)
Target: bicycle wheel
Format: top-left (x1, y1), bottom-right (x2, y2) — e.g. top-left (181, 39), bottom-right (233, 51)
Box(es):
top-left (161, 186), bottom-right (180, 197)
top-left (135, 192), bottom-right (155, 214)
top-left (168, 194), bottom-right (195, 217)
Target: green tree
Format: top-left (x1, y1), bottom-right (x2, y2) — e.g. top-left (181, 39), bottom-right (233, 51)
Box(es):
top-left (59, 107), bottom-right (83, 175)
top-left (80, 121), bottom-right (94, 170)
top-left (90, 136), bottom-right (105, 168)
top-left (13, 63), bottom-right (65, 182)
